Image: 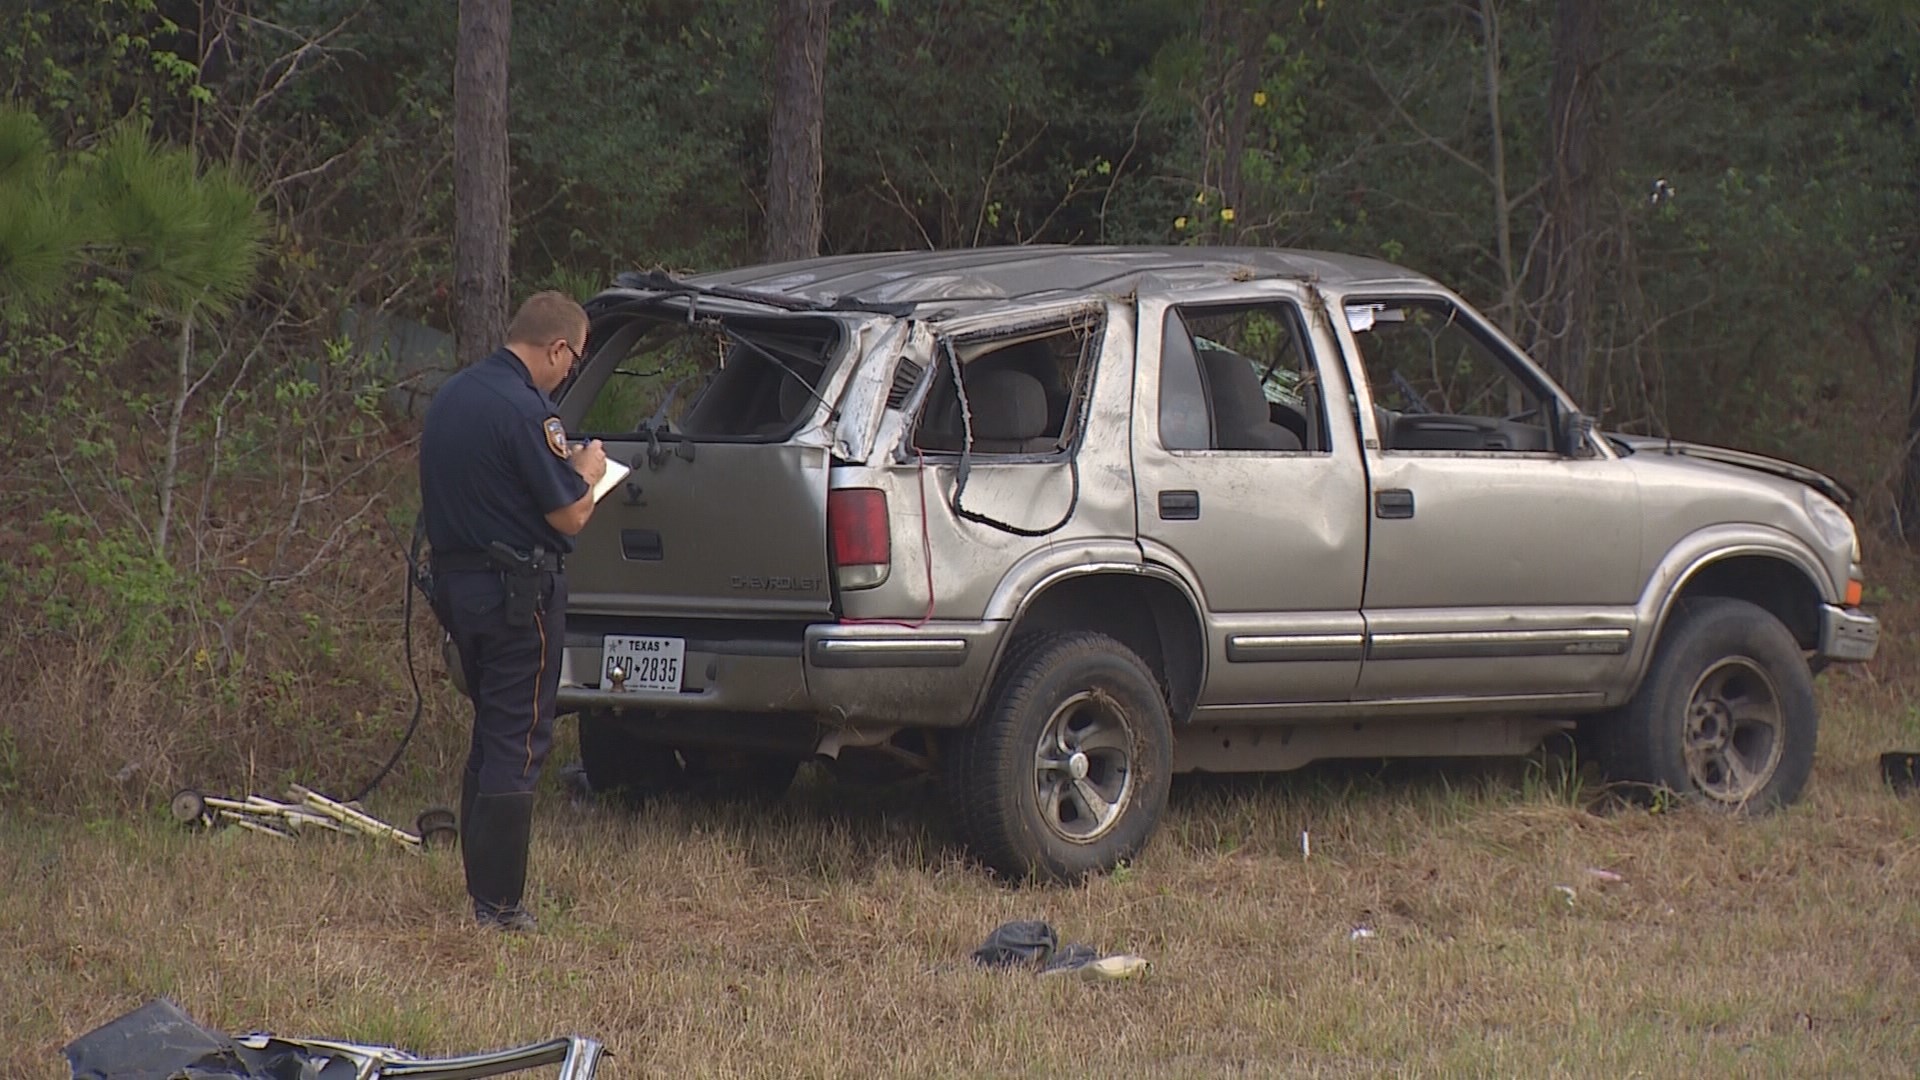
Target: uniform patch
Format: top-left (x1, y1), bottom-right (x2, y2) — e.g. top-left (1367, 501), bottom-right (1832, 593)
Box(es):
top-left (543, 417), bottom-right (569, 459)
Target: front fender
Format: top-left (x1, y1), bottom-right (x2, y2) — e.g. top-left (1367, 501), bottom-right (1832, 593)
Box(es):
top-left (1621, 524), bottom-right (1834, 697)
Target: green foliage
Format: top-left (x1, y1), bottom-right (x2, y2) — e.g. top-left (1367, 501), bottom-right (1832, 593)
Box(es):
top-left (825, 0), bottom-right (1191, 248)
top-left (0, 108), bottom-right (83, 305)
top-left (0, 106), bottom-right (51, 186)
top-left (4, 0), bottom-right (209, 134)
top-left (0, 105), bottom-right (265, 320)
top-left (73, 118), bottom-right (265, 316)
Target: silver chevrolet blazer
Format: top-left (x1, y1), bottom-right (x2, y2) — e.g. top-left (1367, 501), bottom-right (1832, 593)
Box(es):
top-left (448, 246), bottom-right (1879, 883)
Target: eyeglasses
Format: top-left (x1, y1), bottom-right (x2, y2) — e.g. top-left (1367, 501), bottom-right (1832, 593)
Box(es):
top-left (559, 339), bottom-right (584, 368)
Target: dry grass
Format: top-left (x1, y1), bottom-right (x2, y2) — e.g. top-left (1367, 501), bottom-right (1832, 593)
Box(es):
top-left (6, 666), bottom-right (1920, 1078)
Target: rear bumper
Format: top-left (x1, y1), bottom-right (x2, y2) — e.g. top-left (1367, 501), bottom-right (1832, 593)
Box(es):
top-left (1818, 604), bottom-right (1879, 663)
top-left (545, 620), bottom-right (1006, 726)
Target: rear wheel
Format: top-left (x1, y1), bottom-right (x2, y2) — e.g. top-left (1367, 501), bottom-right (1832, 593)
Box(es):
top-left (577, 712), bottom-right (799, 805)
top-left (576, 710), bottom-right (681, 806)
top-left (1584, 597), bottom-right (1816, 809)
top-left (944, 631), bottom-right (1173, 883)
top-left (678, 748), bottom-right (801, 804)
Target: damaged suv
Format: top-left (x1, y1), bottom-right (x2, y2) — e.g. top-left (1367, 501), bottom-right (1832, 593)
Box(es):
top-left (474, 247), bottom-right (1877, 883)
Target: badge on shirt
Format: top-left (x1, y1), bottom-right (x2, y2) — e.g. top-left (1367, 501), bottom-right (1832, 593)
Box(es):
top-left (543, 417), bottom-right (570, 459)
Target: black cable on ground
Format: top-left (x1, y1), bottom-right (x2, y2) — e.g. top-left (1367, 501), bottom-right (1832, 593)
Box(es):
top-left (349, 527), bottom-right (430, 803)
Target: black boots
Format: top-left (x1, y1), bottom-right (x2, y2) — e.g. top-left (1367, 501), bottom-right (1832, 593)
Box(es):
top-left (461, 789), bottom-right (537, 932)
top-left (459, 766), bottom-right (479, 837)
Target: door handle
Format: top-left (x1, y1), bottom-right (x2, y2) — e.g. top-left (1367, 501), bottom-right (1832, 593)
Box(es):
top-left (1375, 489), bottom-right (1415, 519)
top-left (1159, 490), bottom-right (1200, 520)
top-left (621, 529), bottom-right (664, 561)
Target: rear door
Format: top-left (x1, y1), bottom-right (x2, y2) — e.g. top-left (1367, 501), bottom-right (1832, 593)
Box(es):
top-left (1132, 284), bottom-right (1370, 709)
top-left (556, 306), bottom-right (845, 622)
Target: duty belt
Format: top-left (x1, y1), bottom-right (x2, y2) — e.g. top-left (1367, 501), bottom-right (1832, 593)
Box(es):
top-left (431, 545), bottom-right (564, 575)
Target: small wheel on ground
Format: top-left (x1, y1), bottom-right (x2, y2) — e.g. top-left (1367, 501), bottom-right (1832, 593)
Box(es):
top-left (577, 710), bottom-right (683, 806)
top-left (1581, 596), bottom-right (1816, 810)
top-left (169, 789), bottom-right (209, 827)
top-left (415, 806), bottom-right (457, 848)
top-left (417, 821), bottom-right (459, 851)
top-left (943, 630), bottom-right (1173, 884)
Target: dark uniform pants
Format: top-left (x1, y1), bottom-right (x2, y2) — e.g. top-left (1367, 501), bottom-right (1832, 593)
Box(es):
top-left (434, 569), bottom-right (567, 796)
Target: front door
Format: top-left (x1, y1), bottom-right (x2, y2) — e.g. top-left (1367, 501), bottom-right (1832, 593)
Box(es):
top-left (1337, 295), bottom-right (1643, 702)
top-left (1133, 287), bottom-right (1370, 710)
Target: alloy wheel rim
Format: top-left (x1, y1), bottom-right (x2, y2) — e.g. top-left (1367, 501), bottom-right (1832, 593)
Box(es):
top-left (1032, 690), bottom-right (1137, 844)
top-left (1681, 657), bottom-right (1784, 805)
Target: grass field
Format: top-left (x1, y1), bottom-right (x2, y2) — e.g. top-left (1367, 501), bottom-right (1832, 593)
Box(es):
top-left (6, 659), bottom-right (1920, 1078)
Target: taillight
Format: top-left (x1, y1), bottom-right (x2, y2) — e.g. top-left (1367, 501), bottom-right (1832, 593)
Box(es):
top-left (828, 488), bottom-right (890, 589)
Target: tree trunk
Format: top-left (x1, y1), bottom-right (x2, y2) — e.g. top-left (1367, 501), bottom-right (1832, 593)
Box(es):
top-left (453, 0), bottom-right (512, 363)
top-left (1901, 322), bottom-right (1920, 542)
top-left (1904, 45), bottom-right (1920, 546)
top-left (155, 310), bottom-right (194, 562)
top-left (1201, 0), bottom-right (1270, 239)
top-left (1537, 0), bottom-right (1604, 402)
top-left (765, 0), bottom-right (830, 261)
top-left (1480, 0), bottom-right (1516, 324)
top-left (1218, 12), bottom-right (1265, 237)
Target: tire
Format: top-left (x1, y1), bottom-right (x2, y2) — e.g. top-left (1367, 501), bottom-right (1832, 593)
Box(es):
top-left (576, 710), bottom-right (682, 806)
top-left (1585, 596), bottom-right (1816, 810)
top-left (943, 631), bottom-right (1174, 883)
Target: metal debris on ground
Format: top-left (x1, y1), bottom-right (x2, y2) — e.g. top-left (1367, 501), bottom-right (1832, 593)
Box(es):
top-left (64, 997), bottom-right (604, 1080)
top-left (1881, 751), bottom-right (1920, 795)
top-left (169, 784), bottom-right (458, 852)
top-left (969, 920), bottom-right (1149, 980)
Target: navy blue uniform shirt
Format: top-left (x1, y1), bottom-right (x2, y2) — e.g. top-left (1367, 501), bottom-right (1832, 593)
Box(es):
top-left (420, 348), bottom-right (590, 556)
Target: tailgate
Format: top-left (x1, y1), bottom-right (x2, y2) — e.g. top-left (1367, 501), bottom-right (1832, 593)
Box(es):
top-left (566, 439), bottom-right (834, 619)
top-left (558, 302), bottom-right (855, 622)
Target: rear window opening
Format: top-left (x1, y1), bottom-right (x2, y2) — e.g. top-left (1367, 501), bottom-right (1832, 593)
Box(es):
top-left (567, 312), bottom-right (841, 440)
top-left (911, 320), bottom-right (1102, 456)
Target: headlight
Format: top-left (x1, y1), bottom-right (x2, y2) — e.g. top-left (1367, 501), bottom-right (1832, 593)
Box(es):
top-left (1802, 488), bottom-right (1859, 561)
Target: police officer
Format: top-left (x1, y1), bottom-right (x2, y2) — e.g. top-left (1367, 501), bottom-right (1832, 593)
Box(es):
top-left (419, 291), bottom-right (607, 931)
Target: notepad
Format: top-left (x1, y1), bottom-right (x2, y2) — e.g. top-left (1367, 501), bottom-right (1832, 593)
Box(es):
top-left (591, 457), bottom-right (631, 504)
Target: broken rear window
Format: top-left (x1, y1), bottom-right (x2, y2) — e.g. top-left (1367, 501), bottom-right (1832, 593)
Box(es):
top-left (568, 314), bottom-right (840, 440)
top-left (911, 318), bottom-right (1103, 457)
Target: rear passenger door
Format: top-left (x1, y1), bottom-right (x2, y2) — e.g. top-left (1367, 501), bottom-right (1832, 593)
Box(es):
top-left (1133, 286), bottom-right (1369, 709)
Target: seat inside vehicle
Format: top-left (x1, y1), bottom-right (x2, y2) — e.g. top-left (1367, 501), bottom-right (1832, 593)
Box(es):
top-left (915, 337), bottom-right (1073, 454)
top-left (962, 369), bottom-right (1055, 453)
top-left (1198, 348), bottom-right (1302, 451)
top-left (753, 375), bottom-right (815, 435)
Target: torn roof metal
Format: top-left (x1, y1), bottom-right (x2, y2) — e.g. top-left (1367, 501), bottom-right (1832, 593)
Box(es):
top-left (593, 245), bottom-right (1434, 321)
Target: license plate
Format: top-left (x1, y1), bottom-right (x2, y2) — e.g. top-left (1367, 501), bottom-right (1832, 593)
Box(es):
top-left (600, 635), bottom-right (685, 692)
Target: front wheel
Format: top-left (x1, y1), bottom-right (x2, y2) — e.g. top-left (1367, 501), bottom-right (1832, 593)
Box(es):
top-left (1584, 597), bottom-right (1816, 809)
top-left (943, 631), bottom-right (1173, 883)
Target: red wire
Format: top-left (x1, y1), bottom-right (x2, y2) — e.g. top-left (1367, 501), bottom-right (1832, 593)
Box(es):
top-left (838, 449), bottom-right (937, 629)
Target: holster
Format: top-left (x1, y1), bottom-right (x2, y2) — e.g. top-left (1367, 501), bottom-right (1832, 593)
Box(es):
top-left (488, 542), bottom-right (548, 629)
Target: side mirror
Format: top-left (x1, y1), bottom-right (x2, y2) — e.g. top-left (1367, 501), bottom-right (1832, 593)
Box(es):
top-left (1551, 400), bottom-right (1594, 457)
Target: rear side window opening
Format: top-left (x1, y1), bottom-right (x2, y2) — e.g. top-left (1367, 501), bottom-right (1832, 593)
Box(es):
top-left (566, 311), bottom-right (841, 441)
top-left (910, 318), bottom-right (1103, 458)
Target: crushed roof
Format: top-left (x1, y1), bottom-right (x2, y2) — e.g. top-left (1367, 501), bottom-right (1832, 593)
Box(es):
top-left (670, 245), bottom-right (1431, 310)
